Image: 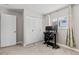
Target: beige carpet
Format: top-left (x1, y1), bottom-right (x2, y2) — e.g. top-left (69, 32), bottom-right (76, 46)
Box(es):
top-left (0, 42), bottom-right (79, 55)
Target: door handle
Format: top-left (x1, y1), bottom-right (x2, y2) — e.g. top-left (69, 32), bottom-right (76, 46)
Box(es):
top-left (32, 29), bottom-right (34, 32)
top-left (40, 29), bottom-right (41, 31)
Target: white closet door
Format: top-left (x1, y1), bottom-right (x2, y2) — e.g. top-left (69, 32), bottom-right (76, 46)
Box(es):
top-left (1, 14), bottom-right (16, 47)
top-left (25, 16), bottom-right (33, 44)
top-left (25, 16), bottom-right (43, 44)
top-left (32, 17), bottom-right (43, 42)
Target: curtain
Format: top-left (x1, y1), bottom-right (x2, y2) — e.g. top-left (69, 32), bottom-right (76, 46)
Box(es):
top-left (66, 5), bottom-right (76, 47)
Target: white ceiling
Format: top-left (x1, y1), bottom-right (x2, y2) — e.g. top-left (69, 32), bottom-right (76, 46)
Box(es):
top-left (0, 4), bottom-right (68, 14)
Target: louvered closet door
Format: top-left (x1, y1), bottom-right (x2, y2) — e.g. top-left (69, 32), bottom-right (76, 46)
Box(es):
top-left (25, 16), bottom-right (43, 44)
top-left (1, 14), bottom-right (16, 47)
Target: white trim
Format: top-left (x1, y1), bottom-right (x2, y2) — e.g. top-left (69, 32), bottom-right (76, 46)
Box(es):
top-left (47, 15), bottom-right (51, 26)
top-left (57, 43), bottom-right (79, 52)
top-left (23, 40), bottom-right (43, 47)
top-left (23, 43), bottom-right (26, 47)
top-left (16, 41), bottom-right (23, 44)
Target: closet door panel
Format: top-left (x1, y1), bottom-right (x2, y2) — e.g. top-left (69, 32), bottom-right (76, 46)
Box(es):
top-left (25, 16), bottom-right (43, 45)
top-left (1, 14), bottom-right (16, 47)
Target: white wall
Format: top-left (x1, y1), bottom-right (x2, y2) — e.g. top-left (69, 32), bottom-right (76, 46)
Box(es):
top-left (50, 7), bottom-right (69, 44)
top-left (43, 5), bottom-right (79, 49)
top-left (72, 5), bottom-right (79, 49)
top-left (0, 7), bottom-right (23, 43)
top-left (42, 15), bottom-right (49, 32)
top-left (0, 14), bottom-right (1, 46)
top-left (43, 7), bottom-right (69, 45)
top-left (23, 9), bottom-right (43, 45)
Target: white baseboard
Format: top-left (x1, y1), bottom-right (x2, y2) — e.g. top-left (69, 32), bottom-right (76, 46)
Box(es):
top-left (22, 41), bottom-right (79, 52)
top-left (16, 41), bottom-right (23, 44)
top-left (57, 43), bottom-right (79, 52)
top-left (23, 40), bottom-right (43, 47)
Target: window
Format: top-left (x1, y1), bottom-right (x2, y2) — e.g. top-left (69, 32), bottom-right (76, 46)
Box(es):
top-left (58, 16), bottom-right (68, 29)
